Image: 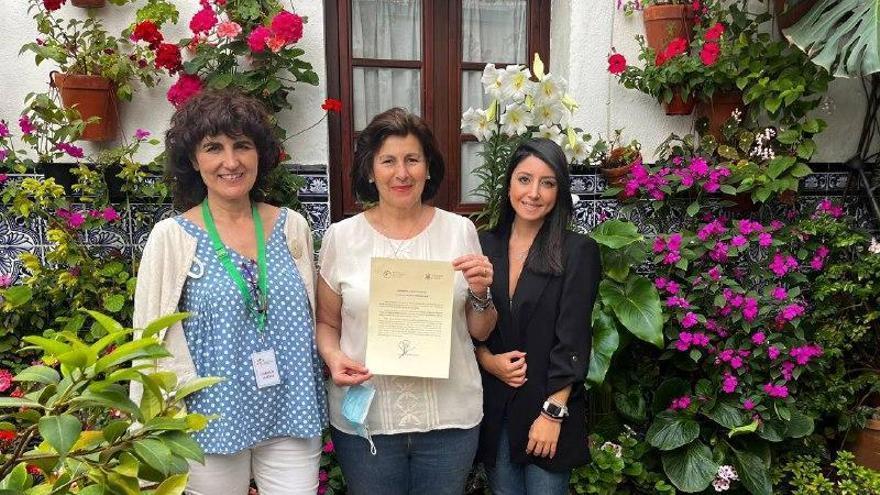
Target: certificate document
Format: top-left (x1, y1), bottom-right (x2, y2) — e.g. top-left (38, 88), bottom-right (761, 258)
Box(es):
top-left (366, 257), bottom-right (454, 378)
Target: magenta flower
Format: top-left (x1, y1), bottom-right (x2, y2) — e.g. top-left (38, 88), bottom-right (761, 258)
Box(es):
top-left (708, 266), bottom-right (721, 281)
top-left (817, 198), bottom-right (843, 218)
top-left (772, 286), bottom-right (788, 300)
top-left (689, 157), bottom-right (709, 176)
top-left (729, 356), bottom-right (743, 369)
top-left (666, 280), bottom-right (680, 295)
top-left (781, 361), bottom-right (795, 380)
top-left (101, 207), bottom-right (120, 222)
top-left (758, 232), bottom-right (773, 247)
top-left (763, 383), bottom-right (789, 399)
top-left (247, 26), bottom-right (272, 53)
top-left (0, 120), bottom-right (9, 137)
top-left (768, 346), bottom-right (781, 359)
top-left (769, 253), bottom-right (798, 277)
top-left (681, 312), bottom-right (699, 328)
top-left (731, 235), bottom-right (748, 248)
top-left (319, 469), bottom-right (329, 482)
top-left (670, 395), bottom-right (692, 410)
top-left (0, 275), bottom-right (11, 288)
top-left (0, 173), bottom-right (7, 183)
top-left (189, 6), bottom-right (218, 34)
top-left (751, 332), bottom-right (766, 345)
top-left (676, 331), bottom-right (693, 351)
top-left (0, 369), bottom-right (12, 392)
top-left (666, 296), bottom-right (691, 309)
top-left (709, 242), bottom-right (729, 262)
top-left (134, 128), bottom-right (151, 140)
top-left (654, 277), bottom-right (668, 289)
top-left (790, 344), bottom-right (823, 365)
top-left (56, 142), bottom-right (84, 159)
top-left (780, 303), bottom-right (805, 321)
top-left (322, 440), bottom-right (334, 453)
top-left (722, 373), bottom-right (738, 393)
top-left (770, 220), bottom-right (784, 230)
top-left (742, 297), bottom-right (758, 322)
top-left (738, 219), bottom-right (762, 235)
top-left (692, 332), bottom-right (710, 347)
top-left (19, 116), bottom-right (35, 135)
top-left (743, 399), bottom-right (755, 410)
top-left (653, 237), bottom-right (666, 253)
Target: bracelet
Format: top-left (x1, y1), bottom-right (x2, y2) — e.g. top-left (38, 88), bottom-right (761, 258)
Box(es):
top-left (467, 287), bottom-right (493, 312)
top-left (540, 411), bottom-right (563, 423)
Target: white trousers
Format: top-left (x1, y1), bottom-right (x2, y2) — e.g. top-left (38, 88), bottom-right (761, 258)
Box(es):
top-left (186, 436), bottom-right (322, 495)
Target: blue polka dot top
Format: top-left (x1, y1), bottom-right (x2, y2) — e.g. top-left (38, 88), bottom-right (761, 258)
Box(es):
top-left (175, 208), bottom-right (328, 455)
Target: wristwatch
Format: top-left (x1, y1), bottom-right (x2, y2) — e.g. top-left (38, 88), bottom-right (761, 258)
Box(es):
top-left (542, 400), bottom-right (569, 420)
top-left (467, 287), bottom-right (494, 312)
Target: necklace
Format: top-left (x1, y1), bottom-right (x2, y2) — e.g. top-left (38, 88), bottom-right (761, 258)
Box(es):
top-left (374, 208), bottom-right (424, 258)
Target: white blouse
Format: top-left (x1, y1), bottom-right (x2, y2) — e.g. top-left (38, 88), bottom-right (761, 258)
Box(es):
top-left (318, 208), bottom-right (484, 435)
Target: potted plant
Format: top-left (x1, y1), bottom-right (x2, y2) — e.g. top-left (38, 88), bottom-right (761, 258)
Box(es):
top-left (640, 0), bottom-right (698, 53)
top-left (20, 0), bottom-right (165, 140)
top-left (600, 130), bottom-right (642, 187)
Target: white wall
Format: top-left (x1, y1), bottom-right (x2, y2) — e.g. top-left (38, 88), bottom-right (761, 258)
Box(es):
top-left (0, 1), bottom-right (328, 165)
top-left (550, 0), bottom-right (869, 163)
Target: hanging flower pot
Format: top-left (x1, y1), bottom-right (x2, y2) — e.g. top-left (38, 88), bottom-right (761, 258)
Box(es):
top-left (643, 4), bottom-right (694, 53)
top-left (664, 90), bottom-right (696, 116)
top-left (51, 72), bottom-right (119, 142)
top-left (70, 0), bottom-right (106, 7)
top-left (698, 91), bottom-right (744, 140)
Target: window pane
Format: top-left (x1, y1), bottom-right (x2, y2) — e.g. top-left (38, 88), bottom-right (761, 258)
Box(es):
top-left (461, 70), bottom-right (492, 114)
top-left (352, 0), bottom-right (421, 60)
top-left (353, 68), bottom-right (421, 131)
top-left (461, 141), bottom-right (485, 203)
top-left (462, 0), bottom-right (527, 63)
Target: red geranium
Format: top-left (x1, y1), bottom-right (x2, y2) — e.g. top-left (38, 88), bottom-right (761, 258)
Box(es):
top-left (167, 73), bottom-right (203, 107)
top-left (154, 43), bottom-right (182, 73)
top-left (43, 0), bottom-right (64, 11)
top-left (700, 42), bottom-right (720, 65)
top-left (247, 26), bottom-right (272, 53)
top-left (663, 37), bottom-right (689, 60)
top-left (132, 20), bottom-right (163, 50)
top-left (0, 430), bottom-right (14, 443)
top-left (705, 22), bottom-right (725, 41)
top-left (608, 53), bottom-right (627, 75)
top-left (655, 51), bottom-right (668, 66)
top-left (271, 10), bottom-right (304, 44)
top-left (322, 98), bottom-right (343, 113)
top-left (189, 6), bottom-right (218, 35)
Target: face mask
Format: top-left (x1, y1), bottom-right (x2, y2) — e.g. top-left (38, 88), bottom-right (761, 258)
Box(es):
top-left (341, 383), bottom-right (377, 455)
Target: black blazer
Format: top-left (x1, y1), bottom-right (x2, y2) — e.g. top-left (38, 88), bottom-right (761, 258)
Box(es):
top-left (476, 228), bottom-right (601, 472)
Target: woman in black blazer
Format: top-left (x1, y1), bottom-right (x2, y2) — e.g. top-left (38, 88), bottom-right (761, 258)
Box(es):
top-left (475, 138), bottom-right (601, 494)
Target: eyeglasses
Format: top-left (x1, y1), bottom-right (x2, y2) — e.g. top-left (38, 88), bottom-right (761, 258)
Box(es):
top-left (240, 260), bottom-right (268, 315)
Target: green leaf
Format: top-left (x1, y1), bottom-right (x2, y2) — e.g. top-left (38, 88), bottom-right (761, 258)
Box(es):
top-left (776, 129), bottom-right (801, 144)
top-left (162, 431), bottom-right (205, 463)
top-left (704, 400), bottom-right (747, 429)
top-left (13, 365), bottom-right (60, 385)
top-left (174, 376), bottom-right (225, 402)
top-left (83, 310), bottom-right (124, 335)
top-left (757, 419), bottom-right (786, 442)
top-left (615, 389), bottom-right (647, 423)
top-left (686, 200), bottom-right (700, 217)
top-left (133, 438), bottom-right (172, 477)
top-left (717, 145), bottom-right (740, 160)
top-left (652, 378), bottom-right (691, 414)
top-left (586, 310), bottom-right (620, 387)
top-left (599, 277), bottom-right (663, 348)
top-left (764, 96), bottom-right (782, 114)
top-left (22, 336), bottom-right (70, 356)
top-left (95, 340), bottom-right (170, 373)
top-left (590, 219), bottom-right (642, 249)
top-left (0, 397), bottom-right (43, 410)
top-left (790, 163), bottom-right (813, 178)
top-left (142, 312), bottom-right (190, 339)
top-left (647, 412), bottom-right (700, 451)
top-left (38, 415), bottom-right (82, 457)
top-left (662, 441), bottom-right (718, 493)
top-left (731, 448), bottom-right (772, 495)
top-left (102, 420), bottom-right (131, 443)
top-left (796, 140), bottom-right (816, 159)
top-left (0, 463), bottom-right (27, 490)
top-left (785, 408), bottom-right (814, 438)
top-left (72, 385), bottom-right (142, 421)
top-left (102, 294), bottom-right (126, 313)
top-left (729, 419), bottom-right (759, 437)
top-left (2, 286), bottom-right (32, 307)
top-left (154, 474), bottom-right (188, 495)
top-left (767, 156), bottom-right (796, 179)
top-left (802, 118), bottom-right (822, 134)
top-left (114, 452), bottom-right (140, 478)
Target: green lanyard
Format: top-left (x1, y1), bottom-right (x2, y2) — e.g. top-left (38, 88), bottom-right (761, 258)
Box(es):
top-left (201, 200), bottom-right (268, 333)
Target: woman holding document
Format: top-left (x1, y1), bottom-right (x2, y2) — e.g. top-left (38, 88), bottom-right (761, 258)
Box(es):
top-left (475, 138), bottom-right (601, 494)
top-left (315, 107), bottom-right (497, 494)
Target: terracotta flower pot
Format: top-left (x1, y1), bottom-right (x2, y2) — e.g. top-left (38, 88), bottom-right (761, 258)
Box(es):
top-left (774, 0), bottom-right (819, 31)
top-left (643, 4), bottom-right (694, 53)
top-left (664, 91), bottom-right (696, 116)
top-left (698, 91), bottom-right (744, 141)
top-left (600, 151), bottom-right (642, 188)
top-left (852, 418), bottom-right (880, 471)
top-left (71, 0), bottom-right (106, 7)
top-left (52, 73), bottom-right (119, 142)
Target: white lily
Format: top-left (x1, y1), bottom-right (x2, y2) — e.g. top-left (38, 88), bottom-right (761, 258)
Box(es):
top-left (564, 134), bottom-right (589, 164)
top-left (500, 102), bottom-right (531, 136)
top-left (481, 64), bottom-right (504, 100)
top-left (532, 53), bottom-right (546, 81)
top-left (869, 237), bottom-right (880, 254)
top-left (533, 124), bottom-right (565, 145)
top-left (501, 65), bottom-right (535, 102)
top-left (461, 107), bottom-right (496, 142)
top-left (534, 74), bottom-right (567, 106)
top-left (532, 100), bottom-right (570, 128)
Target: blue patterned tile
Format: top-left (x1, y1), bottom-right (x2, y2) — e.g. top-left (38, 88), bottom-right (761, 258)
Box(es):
top-left (299, 175), bottom-right (330, 199)
top-left (0, 211), bottom-right (44, 282)
top-left (130, 203), bottom-right (177, 248)
top-left (302, 202), bottom-right (330, 241)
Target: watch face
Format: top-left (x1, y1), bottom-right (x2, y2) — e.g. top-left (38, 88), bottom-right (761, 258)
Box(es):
top-left (544, 401), bottom-right (562, 416)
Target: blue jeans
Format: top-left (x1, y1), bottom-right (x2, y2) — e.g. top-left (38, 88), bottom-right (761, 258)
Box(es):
top-left (486, 423), bottom-right (571, 495)
top-left (330, 425), bottom-right (479, 495)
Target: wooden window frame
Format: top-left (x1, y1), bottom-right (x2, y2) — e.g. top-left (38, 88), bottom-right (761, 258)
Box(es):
top-left (325, 0), bottom-right (551, 220)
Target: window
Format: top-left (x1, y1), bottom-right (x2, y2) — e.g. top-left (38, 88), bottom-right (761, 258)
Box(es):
top-left (325, 0), bottom-right (551, 218)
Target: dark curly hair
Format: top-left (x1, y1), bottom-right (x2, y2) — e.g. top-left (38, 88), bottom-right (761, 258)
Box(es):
top-left (351, 107), bottom-right (445, 203)
top-left (165, 89), bottom-right (281, 210)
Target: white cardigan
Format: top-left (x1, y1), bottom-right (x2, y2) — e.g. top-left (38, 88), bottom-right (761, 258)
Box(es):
top-left (130, 207), bottom-right (317, 407)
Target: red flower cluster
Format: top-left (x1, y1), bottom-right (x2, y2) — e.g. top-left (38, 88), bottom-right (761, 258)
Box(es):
top-left (189, 6), bottom-right (218, 35)
top-left (248, 10), bottom-right (305, 53)
top-left (154, 43), bottom-right (182, 73)
top-left (43, 0), bottom-right (64, 11)
top-left (167, 73), bottom-right (204, 107)
top-left (607, 53), bottom-right (627, 75)
top-left (700, 23), bottom-right (724, 66)
top-left (321, 98), bottom-right (343, 113)
top-left (132, 20), bottom-right (163, 50)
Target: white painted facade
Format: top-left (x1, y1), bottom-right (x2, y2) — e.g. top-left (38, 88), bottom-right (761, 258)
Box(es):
top-left (0, 1), bottom-right (869, 181)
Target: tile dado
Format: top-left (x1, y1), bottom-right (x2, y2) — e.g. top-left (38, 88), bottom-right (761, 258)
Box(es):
top-left (0, 168), bottom-right (875, 285)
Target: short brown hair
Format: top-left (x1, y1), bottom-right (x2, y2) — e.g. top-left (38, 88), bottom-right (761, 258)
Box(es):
top-left (351, 108), bottom-right (445, 203)
top-left (165, 89), bottom-right (281, 210)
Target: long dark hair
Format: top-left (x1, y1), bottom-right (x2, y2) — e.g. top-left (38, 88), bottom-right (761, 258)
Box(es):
top-left (493, 138), bottom-right (573, 276)
top-left (164, 89), bottom-right (281, 210)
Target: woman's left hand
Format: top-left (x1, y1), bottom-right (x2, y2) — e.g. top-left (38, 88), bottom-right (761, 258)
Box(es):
top-left (526, 415), bottom-right (562, 459)
top-left (452, 254), bottom-right (493, 296)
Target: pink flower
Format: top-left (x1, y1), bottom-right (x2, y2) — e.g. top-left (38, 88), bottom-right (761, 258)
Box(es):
top-left (751, 332), bottom-right (766, 345)
top-left (709, 242), bottom-right (729, 263)
top-left (780, 303), bottom-right (805, 321)
top-left (608, 53), bottom-right (627, 74)
top-left (689, 157), bottom-right (709, 177)
top-left (663, 251), bottom-right (681, 265)
top-left (743, 399), bottom-right (755, 410)
top-left (676, 331), bottom-right (693, 351)
top-left (0, 369), bottom-right (12, 392)
top-left (790, 344), bottom-right (823, 366)
top-left (722, 373), bottom-right (738, 393)
top-left (67, 212), bottom-right (85, 229)
top-left (781, 361), bottom-right (795, 380)
top-left (101, 207), bottom-right (120, 222)
top-left (271, 10), bottom-right (304, 44)
top-left (770, 220), bottom-right (784, 230)
top-left (189, 7), bottom-right (218, 34)
top-left (763, 383), bottom-right (789, 399)
top-left (322, 440), bottom-right (334, 453)
top-left (319, 469), bottom-right (329, 482)
top-left (810, 256), bottom-right (824, 271)
top-left (768, 346), bottom-right (780, 359)
top-left (670, 395), bottom-right (692, 410)
top-left (653, 237), bottom-right (666, 253)
top-left (681, 312), bottom-right (699, 329)
top-left (742, 297), bottom-right (758, 322)
top-left (666, 281), bottom-right (680, 295)
top-left (769, 253), bottom-right (798, 277)
top-left (738, 219), bottom-right (762, 236)
top-left (266, 34), bottom-right (287, 53)
top-left (167, 74), bottom-right (204, 107)
top-left (817, 198), bottom-right (844, 218)
top-left (134, 128), bottom-right (151, 140)
top-left (247, 26), bottom-right (272, 53)
top-left (731, 235), bottom-right (748, 248)
top-left (216, 21), bottom-right (243, 39)
top-left (0, 275), bottom-right (12, 288)
top-left (654, 277), bottom-right (668, 289)
top-left (0, 120), bottom-right (9, 137)
top-left (699, 42), bottom-right (720, 65)
top-left (692, 332), bottom-right (710, 347)
top-left (708, 266), bottom-right (721, 281)
top-left (758, 232), bottom-right (773, 247)
top-left (0, 173), bottom-right (7, 183)
top-left (729, 356), bottom-right (743, 369)
top-left (55, 142), bottom-right (84, 158)
top-left (19, 116), bottom-right (35, 135)
top-left (667, 233), bottom-right (682, 251)
top-left (667, 296), bottom-right (691, 309)
top-left (772, 286), bottom-right (787, 300)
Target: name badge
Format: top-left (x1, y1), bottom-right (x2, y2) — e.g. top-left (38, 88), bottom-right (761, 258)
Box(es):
top-left (251, 349), bottom-right (281, 389)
